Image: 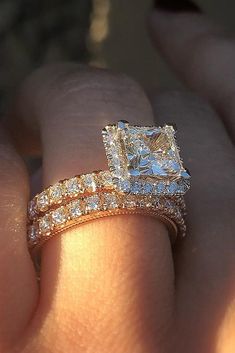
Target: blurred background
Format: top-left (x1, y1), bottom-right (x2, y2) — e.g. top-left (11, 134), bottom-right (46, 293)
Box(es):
top-left (0, 0), bottom-right (234, 114)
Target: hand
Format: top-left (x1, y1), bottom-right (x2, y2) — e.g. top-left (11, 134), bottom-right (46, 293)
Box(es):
top-left (0, 3), bottom-right (235, 353)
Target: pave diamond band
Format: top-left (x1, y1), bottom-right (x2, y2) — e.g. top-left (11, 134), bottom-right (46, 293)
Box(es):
top-left (28, 170), bottom-right (113, 220)
top-left (27, 120), bottom-right (190, 251)
top-left (28, 171), bottom-right (189, 221)
top-left (28, 189), bottom-right (186, 251)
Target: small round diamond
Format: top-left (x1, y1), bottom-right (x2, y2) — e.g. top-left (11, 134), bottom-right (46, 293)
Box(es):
top-left (177, 180), bottom-right (190, 194)
top-left (65, 177), bottom-right (83, 196)
top-left (124, 195), bottom-right (136, 208)
top-left (103, 193), bottom-right (118, 210)
top-left (49, 183), bottom-right (64, 203)
top-left (138, 197), bottom-right (146, 208)
top-left (112, 154), bottom-right (120, 166)
top-left (81, 174), bottom-right (96, 192)
top-left (68, 200), bottom-right (82, 218)
top-left (39, 214), bottom-right (51, 234)
top-left (167, 182), bottom-right (178, 195)
top-left (85, 195), bottom-right (100, 212)
top-left (37, 191), bottom-right (49, 211)
top-left (28, 224), bottom-right (38, 244)
top-left (118, 180), bottom-right (131, 193)
top-left (163, 199), bottom-right (174, 212)
top-left (51, 207), bottom-right (68, 226)
top-left (143, 183), bottom-right (153, 194)
top-left (28, 199), bottom-right (37, 220)
top-left (131, 182), bottom-right (142, 194)
top-left (113, 165), bottom-right (123, 178)
top-left (156, 182), bottom-right (165, 194)
top-left (99, 171), bottom-right (113, 188)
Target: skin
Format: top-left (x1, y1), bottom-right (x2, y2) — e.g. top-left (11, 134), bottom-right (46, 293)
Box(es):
top-left (0, 8), bottom-right (235, 353)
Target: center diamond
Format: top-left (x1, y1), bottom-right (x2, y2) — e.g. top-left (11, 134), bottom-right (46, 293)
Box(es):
top-left (102, 121), bottom-right (190, 194)
top-left (124, 128), bottom-right (180, 178)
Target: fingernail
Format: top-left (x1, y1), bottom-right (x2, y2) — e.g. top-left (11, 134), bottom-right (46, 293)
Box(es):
top-left (154, 0), bottom-right (202, 13)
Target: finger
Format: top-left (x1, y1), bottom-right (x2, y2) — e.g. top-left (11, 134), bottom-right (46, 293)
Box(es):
top-left (150, 90), bottom-right (235, 352)
top-left (11, 65), bottom-right (175, 352)
top-left (149, 2), bottom-right (235, 142)
top-left (0, 125), bottom-right (38, 351)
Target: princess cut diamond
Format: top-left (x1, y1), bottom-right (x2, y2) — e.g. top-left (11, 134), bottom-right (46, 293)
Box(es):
top-left (103, 121), bottom-right (190, 195)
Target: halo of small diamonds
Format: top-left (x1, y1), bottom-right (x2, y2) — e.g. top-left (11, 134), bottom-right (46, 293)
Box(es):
top-left (102, 121), bottom-right (190, 196)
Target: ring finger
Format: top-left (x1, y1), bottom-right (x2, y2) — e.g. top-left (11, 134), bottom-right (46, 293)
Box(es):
top-left (8, 64), bottom-right (175, 353)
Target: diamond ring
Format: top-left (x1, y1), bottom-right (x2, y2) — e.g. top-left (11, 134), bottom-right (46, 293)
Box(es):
top-left (27, 121), bottom-right (190, 251)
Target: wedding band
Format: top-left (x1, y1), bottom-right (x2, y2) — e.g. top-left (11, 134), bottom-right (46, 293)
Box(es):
top-left (28, 189), bottom-right (186, 251)
top-left (28, 170), bottom-right (113, 220)
top-left (27, 120), bottom-right (190, 250)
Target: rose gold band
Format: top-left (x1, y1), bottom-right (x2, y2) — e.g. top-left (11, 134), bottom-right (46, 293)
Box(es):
top-left (28, 185), bottom-right (186, 252)
top-left (28, 170), bottom-right (113, 221)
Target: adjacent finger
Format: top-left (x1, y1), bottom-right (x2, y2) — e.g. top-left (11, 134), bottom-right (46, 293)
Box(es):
top-left (0, 125), bottom-right (38, 350)
top-left (149, 4), bottom-right (235, 142)
top-left (150, 90), bottom-right (235, 352)
top-left (10, 65), bottom-right (175, 352)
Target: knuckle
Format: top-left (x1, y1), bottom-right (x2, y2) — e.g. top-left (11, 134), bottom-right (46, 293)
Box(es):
top-left (30, 63), bottom-right (144, 98)
top-left (24, 64), bottom-right (153, 125)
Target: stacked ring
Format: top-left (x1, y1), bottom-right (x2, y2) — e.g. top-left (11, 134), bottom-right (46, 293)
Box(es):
top-left (27, 120), bottom-right (190, 251)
